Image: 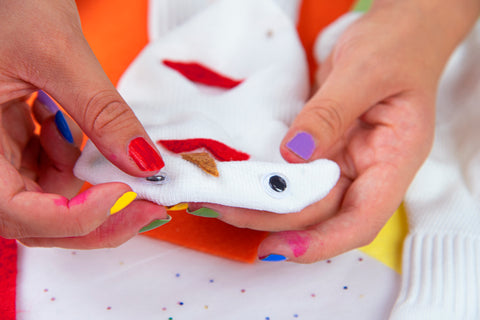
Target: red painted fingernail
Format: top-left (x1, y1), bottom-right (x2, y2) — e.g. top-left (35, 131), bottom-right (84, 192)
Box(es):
top-left (128, 137), bottom-right (165, 171)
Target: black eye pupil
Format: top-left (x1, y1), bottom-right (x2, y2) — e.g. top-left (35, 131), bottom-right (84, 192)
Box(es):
top-left (146, 174), bottom-right (166, 182)
top-left (269, 175), bottom-right (287, 192)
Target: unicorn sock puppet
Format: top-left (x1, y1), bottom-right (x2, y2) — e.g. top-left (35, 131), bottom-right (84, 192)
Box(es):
top-left (74, 0), bottom-right (340, 214)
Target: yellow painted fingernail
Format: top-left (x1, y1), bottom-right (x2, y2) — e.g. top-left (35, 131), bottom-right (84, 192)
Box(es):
top-left (110, 191), bottom-right (137, 215)
top-left (166, 203), bottom-right (189, 211)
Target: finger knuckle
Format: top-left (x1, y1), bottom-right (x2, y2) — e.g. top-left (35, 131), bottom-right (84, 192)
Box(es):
top-left (68, 215), bottom-right (95, 237)
top-left (83, 90), bottom-right (136, 137)
top-left (308, 99), bottom-right (345, 139)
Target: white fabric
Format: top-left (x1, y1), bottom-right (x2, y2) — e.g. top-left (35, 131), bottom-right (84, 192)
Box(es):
top-left (16, 237), bottom-right (400, 320)
top-left (314, 13), bottom-right (480, 320)
top-left (74, 0), bottom-right (340, 214)
top-left (390, 23), bottom-right (480, 320)
top-left (148, 0), bottom-right (302, 41)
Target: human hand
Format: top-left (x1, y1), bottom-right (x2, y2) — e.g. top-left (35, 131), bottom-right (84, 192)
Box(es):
top-left (0, 0), bottom-right (168, 248)
top-left (189, 0), bottom-right (480, 262)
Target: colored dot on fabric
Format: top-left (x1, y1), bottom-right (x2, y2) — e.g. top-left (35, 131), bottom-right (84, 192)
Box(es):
top-left (241, 289), bottom-right (246, 293)
top-left (204, 305), bottom-right (209, 310)
top-left (176, 273), bottom-right (180, 277)
top-left (358, 257), bottom-right (363, 262)
top-left (209, 279), bottom-right (214, 283)
top-left (178, 301), bottom-right (184, 306)
top-left (326, 260), bottom-right (332, 264)
top-left (162, 307), bottom-right (167, 311)
top-left (106, 306), bottom-right (112, 310)
top-left (311, 293), bottom-right (316, 298)
top-left (169, 318), bottom-right (173, 320)
top-left (51, 297), bottom-right (56, 302)
top-left (343, 286), bottom-right (348, 290)
top-left (43, 289), bottom-right (48, 293)
top-left (294, 314), bottom-right (299, 318)
top-left (266, 317), bottom-right (270, 320)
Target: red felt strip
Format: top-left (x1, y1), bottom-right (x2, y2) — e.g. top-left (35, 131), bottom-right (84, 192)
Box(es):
top-left (158, 138), bottom-right (250, 161)
top-left (162, 60), bottom-right (244, 89)
top-left (0, 237), bottom-right (17, 320)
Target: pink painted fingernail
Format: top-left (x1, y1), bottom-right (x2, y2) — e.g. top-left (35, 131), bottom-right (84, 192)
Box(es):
top-left (286, 132), bottom-right (315, 160)
top-left (128, 137), bottom-right (165, 172)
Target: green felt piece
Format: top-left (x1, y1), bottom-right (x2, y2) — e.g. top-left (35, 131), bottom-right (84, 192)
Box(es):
top-left (187, 208), bottom-right (220, 218)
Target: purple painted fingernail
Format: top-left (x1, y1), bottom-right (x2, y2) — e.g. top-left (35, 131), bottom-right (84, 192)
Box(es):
top-left (37, 90), bottom-right (59, 113)
top-left (286, 132), bottom-right (315, 160)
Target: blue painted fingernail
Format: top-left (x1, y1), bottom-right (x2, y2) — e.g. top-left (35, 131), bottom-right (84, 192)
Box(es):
top-left (54, 111), bottom-right (74, 144)
top-left (260, 254), bottom-right (288, 262)
top-left (139, 215), bottom-right (172, 233)
top-left (37, 90), bottom-right (59, 113)
top-left (286, 132), bottom-right (315, 160)
top-left (186, 207), bottom-right (219, 218)
top-left (37, 91), bottom-right (74, 144)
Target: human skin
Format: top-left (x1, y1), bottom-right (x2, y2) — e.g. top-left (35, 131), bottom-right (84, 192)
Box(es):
top-left (0, 0), bottom-right (168, 248)
top-left (194, 0), bottom-right (480, 263)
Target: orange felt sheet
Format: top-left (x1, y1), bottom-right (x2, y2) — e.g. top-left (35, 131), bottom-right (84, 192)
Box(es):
top-left (76, 0), bottom-right (353, 263)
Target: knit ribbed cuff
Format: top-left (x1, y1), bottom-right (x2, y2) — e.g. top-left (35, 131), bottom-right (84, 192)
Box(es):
top-left (390, 232), bottom-right (480, 320)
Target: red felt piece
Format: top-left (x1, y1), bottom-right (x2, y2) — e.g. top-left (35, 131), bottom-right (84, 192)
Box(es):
top-left (163, 60), bottom-right (244, 89)
top-left (159, 138), bottom-right (250, 161)
top-left (0, 237), bottom-right (17, 320)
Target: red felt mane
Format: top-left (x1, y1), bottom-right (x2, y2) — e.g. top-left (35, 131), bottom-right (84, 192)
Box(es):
top-left (158, 138), bottom-right (250, 161)
top-left (162, 60), bottom-right (244, 89)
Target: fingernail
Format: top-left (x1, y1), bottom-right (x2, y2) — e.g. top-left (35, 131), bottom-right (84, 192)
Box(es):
top-left (259, 254), bottom-right (288, 262)
top-left (37, 90), bottom-right (59, 113)
top-left (166, 203), bottom-right (189, 211)
top-left (139, 215), bottom-right (172, 233)
top-left (128, 137), bottom-right (165, 172)
top-left (186, 207), bottom-right (219, 218)
top-left (37, 91), bottom-right (74, 144)
top-left (54, 111), bottom-right (74, 143)
top-left (286, 132), bottom-right (315, 160)
top-left (110, 191), bottom-right (137, 215)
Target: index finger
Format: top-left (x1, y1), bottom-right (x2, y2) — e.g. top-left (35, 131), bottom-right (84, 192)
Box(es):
top-left (1, 183), bottom-right (135, 239)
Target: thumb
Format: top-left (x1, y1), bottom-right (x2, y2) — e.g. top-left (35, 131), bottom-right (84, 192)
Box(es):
top-left (36, 36), bottom-right (164, 177)
top-left (281, 57), bottom-right (388, 162)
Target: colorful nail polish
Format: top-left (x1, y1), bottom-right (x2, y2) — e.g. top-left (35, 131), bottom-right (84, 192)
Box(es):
top-left (128, 137), bottom-right (165, 171)
top-left (186, 207), bottom-right (219, 218)
top-left (54, 111), bottom-right (74, 143)
top-left (259, 254), bottom-right (288, 262)
top-left (37, 91), bottom-right (74, 144)
top-left (110, 191), bottom-right (137, 215)
top-left (139, 216), bottom-right (172, 233)
top-left (285, 132), bottom-right (315, 160)
top-left (37, 90), bottom-right (58, 113)
top-left (167, 203), bottom-right (189, 211)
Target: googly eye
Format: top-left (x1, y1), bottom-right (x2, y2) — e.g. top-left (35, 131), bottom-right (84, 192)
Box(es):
top-left (145, 172), bottom-right (168, 184)
top-left (263, 173), bottom-right (289, 199)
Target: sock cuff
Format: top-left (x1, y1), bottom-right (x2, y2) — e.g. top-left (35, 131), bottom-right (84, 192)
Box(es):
top-left (390, 232), bottom-right (480, 320)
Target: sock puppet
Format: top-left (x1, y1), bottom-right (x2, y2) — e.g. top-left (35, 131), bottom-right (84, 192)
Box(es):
top-left (74, 0), bottom-right (340, 214)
